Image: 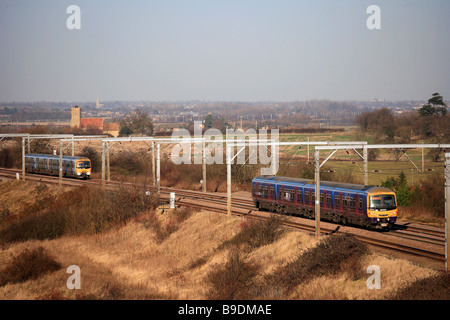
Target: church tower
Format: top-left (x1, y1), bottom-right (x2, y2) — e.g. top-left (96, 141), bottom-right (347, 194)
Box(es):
top-left (71, 105), bottom-right (81, 128)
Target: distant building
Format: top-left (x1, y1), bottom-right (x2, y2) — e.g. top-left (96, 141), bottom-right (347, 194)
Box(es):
top-left (70, 106), bottom-right (119, 137)
top-left (71, 106), bottom-right (82, 128)
top-left (80, 117), bottom-right (104, 131)
top-left (103, 122), bottom-right (120, 137)
top-left (96, 97), bottom-right (104, 108)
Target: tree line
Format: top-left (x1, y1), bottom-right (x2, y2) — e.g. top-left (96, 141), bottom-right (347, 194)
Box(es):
top-left (356, 93), bottom-right (449, 147)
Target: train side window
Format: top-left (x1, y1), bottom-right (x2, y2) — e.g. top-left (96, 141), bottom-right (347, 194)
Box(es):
top-left (260, 185), bottom-right (268, 197)
top-left (296, 190), bottom-right (302, 203)
top-left (349, 196), bottom-right (355, 208)
top-left (334, 194), bottom-right (340, 206)
top-left (304, 190), bottom-right (309, 203)
top-left (326, 194), bottom-right (332, 205)
top-left (285, 190), bottom-right (294, 201)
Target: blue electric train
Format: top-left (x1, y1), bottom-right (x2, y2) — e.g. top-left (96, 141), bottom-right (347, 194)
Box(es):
top-left (252, 175), bottom-right (397, 229)
top-left (25, 153), bottom-right (91, 179)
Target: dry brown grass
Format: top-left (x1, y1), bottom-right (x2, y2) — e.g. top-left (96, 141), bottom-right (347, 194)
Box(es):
top-left (0, 247), bottom-right (62, 287)
top-left (0, 180), bottom-right (443, 300)
top-left (0, 181), bottom-right (61, 220)
top-left (387, 272), bottom-right (450, 300)
top-left (0, 184), bottom-right (156, 245)
top-left (0, 210), bottom-right (440, 300)
top-left (398, 206), bottom-right (445, 226)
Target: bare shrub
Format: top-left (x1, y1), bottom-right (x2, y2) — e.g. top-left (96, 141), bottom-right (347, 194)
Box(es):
top-left (0, 210), bottom-right (66, 243)
top-left (231, 164), bottom-right (259, 185)
top-left (277, 162), bottom-right (315, 179)
top-left (160, 160), bottom-right (203, 190)
top-left (110, 152), bottom-right (145, 176)
top-left (0, 186), bottom-right (157, 244)
top-left (60, 186), bottom-right (156, 236)
top-left (172, 206), bottom-right (197, 224)
top-left (0, 146), bottom-right (21, 168)
top-left (0, 247), bottom-right (62, 286)
top-left (205, 246), bottom-right (260, 300)
top-left (387, 272), bottom-right (450, 300)
top-left (262, 233), bottom-right (369, 297)
top-left (0, 207), bottom-right (12, 223)
top-left (24, 183), bottom-right (56, 216)
top-left (221, 214), bottom-right (285, 251)
top-left (411, 173), bottom-right (445, 218)
top-left (139, 207), bottom-right (197, 243)
top-left (397, 206), bottom-right (444, 225)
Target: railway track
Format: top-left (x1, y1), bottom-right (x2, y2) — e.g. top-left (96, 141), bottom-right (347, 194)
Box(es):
top-left (389, 224), bottom-right (445, 247)
top-left (0, 167), bottom-right (446, 269)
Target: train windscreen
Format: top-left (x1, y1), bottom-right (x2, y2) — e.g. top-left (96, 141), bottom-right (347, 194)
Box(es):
top-left (77, 161), bottom-right (91, 169)
top-left (369, 194), bottom-right (396, 210)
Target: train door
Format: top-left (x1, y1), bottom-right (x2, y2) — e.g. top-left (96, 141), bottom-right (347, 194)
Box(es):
top-left (343, 192), bottom-right (348, 215)
top-left (357, 194), bottom-right (364, 217)
top-left (348, 193), bottom-right (357, 220)
top-left (326, 190), bottom-right (332, 212)
top-left (260, 183), bottom-right (268, 205)
top-left (294, 186), bottom-right (297, 206)
top-left (297, 187), bottom-right (302, 206)
top-left (269, 184), bottom-right (275, 203)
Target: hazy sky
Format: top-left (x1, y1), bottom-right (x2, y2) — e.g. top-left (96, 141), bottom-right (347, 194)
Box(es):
top-left (1, 0), bottom-right (449, 102)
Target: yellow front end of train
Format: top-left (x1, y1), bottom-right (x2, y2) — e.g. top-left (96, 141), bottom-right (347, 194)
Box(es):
top-left (366, 190), bottom-right (398, 228)
top-left (75, 158), bottom-right (91, 179)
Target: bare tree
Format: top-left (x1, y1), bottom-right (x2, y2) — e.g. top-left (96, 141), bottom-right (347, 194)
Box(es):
top-left (120, 109), bottom-right (154, 136)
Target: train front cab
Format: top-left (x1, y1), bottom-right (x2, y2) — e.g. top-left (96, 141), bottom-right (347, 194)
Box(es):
top-left (366, 188), bottom-right (397, 228)
top-left (74, 158), bottom-right (91, 179)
